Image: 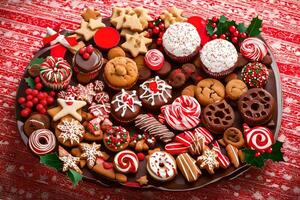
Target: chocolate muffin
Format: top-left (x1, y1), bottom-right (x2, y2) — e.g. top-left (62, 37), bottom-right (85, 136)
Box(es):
top-left (156, 61), bottom-right (171, 78)
top-left (138, 76), bottom-right (172, 110)
top-left (111, 89), bottom-right (142, 124)
top-left (73, 45), bottom-right (103, 84)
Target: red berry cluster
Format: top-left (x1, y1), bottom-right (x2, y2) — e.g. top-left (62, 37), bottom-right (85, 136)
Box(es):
top-left (79, 45), bottom-right (94, 60)
top-left (145, 17), bottom-right (165, 47)
top-left (209, 16), bottom-right (247, 44)
top-left (18, 77), bottom-right (56, 118)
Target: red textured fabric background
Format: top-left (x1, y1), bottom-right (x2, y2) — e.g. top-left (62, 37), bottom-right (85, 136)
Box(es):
top-left (0, 0), bottom-right (299, 199)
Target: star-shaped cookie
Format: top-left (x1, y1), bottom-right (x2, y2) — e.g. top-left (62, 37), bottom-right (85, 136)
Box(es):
top-left (160, 6), bottom-right (187, 28)
top-left (59, 146), bottom-right (82, 174)
top-left (122, 14), bottom-right (143, 32)
top-left (121, 32), bottom-right (152, 57)
top-left (89, 17), bottom-right (106, 30)
top-left (53, 98), bottom-right (86, 121)
top-left (81, 7), bottom-right (100, 22)
top-left (75, 20), bottom-right (97, 41)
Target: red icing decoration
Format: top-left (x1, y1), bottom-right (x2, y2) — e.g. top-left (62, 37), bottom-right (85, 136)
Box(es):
top-left (187, 16), bottom-right (211, 46)
top-left (165, 142), bottom-right (188, 155)
top-left (66, 101), bottom-right (73, 106)
top-left (50, 44), bottom-right (67, 58)
top-left (103, 161), bottom-right (113, 169)
top-left (94, 27), bottom-right (120, 49)
top-left (149, 81), bottom-right (158, 93)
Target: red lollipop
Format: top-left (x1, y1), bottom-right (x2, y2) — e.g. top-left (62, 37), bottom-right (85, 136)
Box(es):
top-left (94, 27), bottom-right (120, 50)
top-left (187, 16), bottom-right (211, 46)
top-left (144, 49), bottom-right (164, 71)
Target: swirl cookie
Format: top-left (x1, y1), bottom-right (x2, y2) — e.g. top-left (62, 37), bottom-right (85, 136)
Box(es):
top-left (28, 129), bottom-right (56, 155)
top-left (195, 78), bottom-right (225, 106)
top-left (147, 151), bottom-right (177, 181)
top-left (240, 37), bottom-right (268, 62)
top-left (113, 150), bottom-right (139, 173)
top-left (104, 57), bottom-right (138, 90)
top-left (237, 88), bottom-right (275, 126)
top-left (161, 96), bottom-right (201, 131)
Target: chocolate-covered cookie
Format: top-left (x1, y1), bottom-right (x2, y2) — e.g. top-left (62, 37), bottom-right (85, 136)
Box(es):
top-left (237, 88), bottom-right (275, 126)
top-left (156, 61), bottom-right (171, 78)
top-left (201, 100), bottom-right (235, 134)
top-left (23, 113), bottom-right (51, 136)
top-left (167, 69), bottom-right (186, 88)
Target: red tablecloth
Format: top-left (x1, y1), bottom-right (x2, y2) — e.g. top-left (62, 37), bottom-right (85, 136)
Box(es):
top-left (0, 0), bottom-right (299, 199)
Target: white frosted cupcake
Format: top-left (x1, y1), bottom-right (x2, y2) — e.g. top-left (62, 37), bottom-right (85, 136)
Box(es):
top-left (200, 39), bottom-right (238, 79)
top-left (162, 22), bottom-right (201, 63)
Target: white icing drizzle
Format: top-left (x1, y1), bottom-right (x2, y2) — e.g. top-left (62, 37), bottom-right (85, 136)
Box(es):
top-left (147, 151), bottom-right (176, 181)
top-left (111, 89), bottom-right (142, 117)
top-left (57, 119), bottom-right (84, 145)
top-left (80, 142), bottom-right (102, 169)
top-left (59, 153), bottom-right (81, 173)
top-left (200, 39), bottom-right (238, 73)
top-left (139, 76), bottom-right (172, 106)
top-left (162, 22), bottom-right (201, 57)
top-left (177, 153), bottom-right (200, 182)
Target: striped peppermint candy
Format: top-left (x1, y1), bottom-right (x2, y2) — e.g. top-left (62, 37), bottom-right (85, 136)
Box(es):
top-left (240, 37), bottom-right (268, 61)
top-left (165, 142), bottom-right (189, 155)
top-left (161, 96), bottom-right (201, 131)
top-left (175, 127), bottom-right (213, 147)
top-left (212, 141), bottom-right (230, 169)
top-left (144, 49), bottom-right (165, 71)
top-left (243, 123), bottom-right (274, 153)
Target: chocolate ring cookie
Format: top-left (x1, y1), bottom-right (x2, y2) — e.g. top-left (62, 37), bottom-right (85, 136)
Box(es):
top-left (237, 88), bottom-right (275, 126)
top-left (195, 78), bottom-right (225, 106)
top-left (223, 127), bottom-right (244, 148)
top-left (201, 100), bottom-right (235, 134)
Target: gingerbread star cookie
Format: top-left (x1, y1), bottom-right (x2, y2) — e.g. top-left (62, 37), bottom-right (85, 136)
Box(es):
top-left (133, 7), bottom-right (153, 29)
top-left (89, 17), bottom-right (106, 30)
top-left (50, 98), bottom-right (86, 122)
top-left (136, 175), bottom-right (149, 186)
top-left (121, 32), bottom-right (152, 57)
top-left (75, 20), bottom-right (97, 41)
top-left (160, 6), bottom-right (187, 28)
top-left (81, 7), bottom-right (100, 22)
top-left (196, 148), bottom-right (219, 174)
top-left (59, 146), bottom-right (82, 174)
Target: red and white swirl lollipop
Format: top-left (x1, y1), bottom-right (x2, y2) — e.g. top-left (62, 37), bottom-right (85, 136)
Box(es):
top-left (240, 37), bottom-right (268, 61)
top-left (243, 123), bottom-right (274, 156)
top-left (144, 49), bottom-right (165, 71)
top-left (161, 96), bottom-right (201, 131)
top-left (28, 129), bottom-right (56, 155)
top-left (113, 150), bottom-right (139, 173)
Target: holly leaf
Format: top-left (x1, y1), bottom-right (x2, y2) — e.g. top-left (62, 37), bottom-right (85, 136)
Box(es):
top-left (263, 141), bottom-right (284, 162)
top-left (247, 16), bottom-right (262, 37)
top-left (67, 169), bottom-right (83, 187)
top-left (129, 130), bottom-right (136, 137)
top-left (29, 57), bottom-right (44, 67)
top-left (24, 77), bottom-right (35, 89)
top-left (206, 20), bottom-right (214, 36)
top-left (237, 23), bottom-right (247, 33)
top-left (219, 15), bottom-right (227, 23)
top-left (243, 148), bottom-right (265, 168)
top-left (40, 153), bottom-right (62, 171)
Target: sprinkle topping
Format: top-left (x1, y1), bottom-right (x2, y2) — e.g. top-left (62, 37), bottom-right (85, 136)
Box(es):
top-left (200, 39), bottom-right (238, 73)
top-left (162, 22), bottom-right (200, 57)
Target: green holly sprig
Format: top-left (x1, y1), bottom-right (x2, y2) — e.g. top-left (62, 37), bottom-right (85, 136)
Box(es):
top-left (206, 15), bottom-right (262, 43)
top-left (242, 141), bottom-right (284, 168)
top-left (40, 153), bottom-right (83, 186)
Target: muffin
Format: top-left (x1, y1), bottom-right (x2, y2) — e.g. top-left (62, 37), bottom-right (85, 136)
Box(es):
top-left (111, 89), bottom-right (142, 124)
top-left (162, 22), bottom-right (201, 63)
top-left (104, 57), bottom-right (138, 90)
top-left (73, 45), bottom-right (104, 84)
top-left (241, 62), bottom-right (269, 88)
top-left (200, 39), bottom-right (238, 79)
top-left (138, 76), bottom-right (172, 110)
top-left (40, 56), bottom-right (72, 90)
top-left (103, 126), bottom-right (130, 152)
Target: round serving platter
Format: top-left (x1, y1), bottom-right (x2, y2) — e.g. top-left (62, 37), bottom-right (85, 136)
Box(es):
top-left (16, 18), bottom-right (282, 191)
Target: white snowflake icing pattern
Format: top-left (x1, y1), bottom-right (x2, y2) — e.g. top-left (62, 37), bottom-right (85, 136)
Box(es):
top-left (80, 142), bottom-right (102, 168)
top-left (139, 76), bottom-right (172, 106)
top-left (57, 119), bottom-right (84, 145)
top-left (76, 84), bottom-right (96, 104)
top-left (111, 89), bottom-right (142, 117)
top-left (197, 149), bottom-right (219, 171)
top-left (59, 153), bottom-right (81, 173)
top-left (89, 102), bottom-right (111, 117)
